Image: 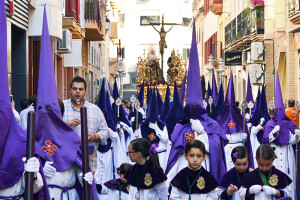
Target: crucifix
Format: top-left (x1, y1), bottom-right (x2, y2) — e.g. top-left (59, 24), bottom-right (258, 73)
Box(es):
top-left (145, 14), bottom-right (182, 81)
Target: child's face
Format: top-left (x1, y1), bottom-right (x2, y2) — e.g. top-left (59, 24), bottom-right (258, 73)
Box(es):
top-left (256, 157), bottom-right (274, 173)
top-left (234, 158), bottom-right (249, 173)
top-left (127, 144), bottom-right (139, 162)
top-left (184, 148), bottom-right (205, 170)
top-left (118, 173), bottom-right (127, 183)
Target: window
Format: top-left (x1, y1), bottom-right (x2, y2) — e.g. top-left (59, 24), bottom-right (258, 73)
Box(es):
top-left (183, 48), bottom-right (190, 59)
top-left (140, 16), bottom-right (160, 26)
top-left (182, 18), bottom-right (192, 27)
top-left (91, 47), bottom-right (94, 65)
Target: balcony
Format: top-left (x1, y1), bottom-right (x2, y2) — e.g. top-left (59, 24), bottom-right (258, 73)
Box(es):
top-left (84, 0), bottom-right (105, 41)
top-left (210, 0), bottom-right (223, 15)
top-left (289, 0), bottom-right (300, 24)
top-left (224, 9), bottom-right (251, 50)
top-left (63, 0), bottom-right (85, 39)
top-left (250, 6), bottom-right (264, 42)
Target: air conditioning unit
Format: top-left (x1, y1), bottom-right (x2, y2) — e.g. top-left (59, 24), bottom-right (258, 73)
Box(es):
top-left (251, 42), bottom-right (264, 61)
top-left (58, 29), bottom-right (72, 53)
top-left (250, 64), bottom-right (263, 85)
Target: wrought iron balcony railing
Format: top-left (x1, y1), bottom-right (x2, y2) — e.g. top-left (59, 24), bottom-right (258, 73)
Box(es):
top-left (289, 0), bottom-right (300, 17)
top-left (225, 9), bottom-right (250, 46)
top-left (250, 6), bottom-right (264, 35)
top-left (65, 0), bottom-right (80, 22)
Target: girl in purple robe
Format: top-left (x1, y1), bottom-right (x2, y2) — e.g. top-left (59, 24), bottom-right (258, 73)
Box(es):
top-left (124, 138), bottom-right (168, 199)
top-left (217, 146), bottom-right (252, 200)
top-left (103, 163), bottom-right (132, 200)
top-left (170, 140), bottom-right (218, 200)
top-left (239, 144), bottom-right (292, 200)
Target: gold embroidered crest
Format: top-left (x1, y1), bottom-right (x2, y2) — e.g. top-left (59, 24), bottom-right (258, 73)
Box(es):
top-left (144, 173), bottom-right (152, 187)
top-left (249, 168), bottom-right (254, 172)
top-left (269, 174), bottom-right (278, 186)
top-left (196, 176), bottom-right (205, 190)
top-left (126, 185), bottom-right (130, 192)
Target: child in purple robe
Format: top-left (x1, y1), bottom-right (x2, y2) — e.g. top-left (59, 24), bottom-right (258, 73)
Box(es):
top-left (239, 144), bottom-right (292, 200)
top-left (102, 163), bottom-right (132, 200)
top-left (124, 138), bottom-right (168, 199)
top-left (217, 146), bottom-right (252, 200)
top-left (169, 140), bottom-right (218, 200)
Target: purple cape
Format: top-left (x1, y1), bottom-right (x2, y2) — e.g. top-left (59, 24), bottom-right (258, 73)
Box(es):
top-left (156, 87), bottom-right (164, 115)
top-left (166, 122), bottom-right (228, 181)
top-left (171, 167), bottom-right (218, 194)
top-left (104, 179), bottom-right (129, 194)
top-left (124, 162), bottom-right (167, 189)
top-left (218, 167), bottom-right (250, 188)
top-left (240, 166), bottom-right (292, 190)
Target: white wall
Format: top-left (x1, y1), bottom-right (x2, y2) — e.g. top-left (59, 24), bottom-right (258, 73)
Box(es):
top-left (119, 0), bottom-right (193, 83)
top-left (28, 0), bottom-right (62, 39)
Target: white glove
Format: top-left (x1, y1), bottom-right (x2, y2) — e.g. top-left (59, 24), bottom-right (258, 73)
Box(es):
top-left (241, 133), bottom-right (247, 140)
top-left (251, 124), bottom-right (262, 136)
top-left (190, 119), bottom-right (204, 133)
top-left (134, 130), bottom-right (139, 138)
top-left (295, 129), bottom-right (300, 136)
top-left (130, 117), bottom-right (135, 123)
top-left (138, 108), bottom-right (145, 116)
top-left (263, 185), bottom-right (276, 196)
top-left (260, 118), bottom-right (265, 125)
top-left (24, 157), bottom-right (40, 173)
top-left (247, 123), bottom-right (252, 129)
top-left (271, 125), bottom-right (280, 134)
top-left (120, 121), bottom-right (130, 131)
top-left (245, 113), bottom-right (251, 121)
top-left (249, 185), bottom-right (262, 194)
top-left (43, 161), bottom-right (56, 178)
top-left (83, 172), bottom-right (93, 185)
top-left (149, 122), bottom-right (160, 132)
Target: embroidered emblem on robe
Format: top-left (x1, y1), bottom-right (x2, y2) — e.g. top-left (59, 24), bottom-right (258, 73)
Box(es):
top-left (227, 120), bottom-right (236, 128)
top-left (148, 133), bottom-right (156, 141)
top-left (42, 140), bottom-right (57, 156)
top-left (144, 173), bottom-right (152, 186)
top-left (197, 176), bottom-right (205, 190)
top-left (269, 174), bottom-right (278, 186)
top-left (185, 132), bottom-right (195, 143)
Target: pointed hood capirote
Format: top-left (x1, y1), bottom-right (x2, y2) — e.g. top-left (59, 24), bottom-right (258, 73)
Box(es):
top-left (246, 73), bottom-right (255, 115)
top-left (113, 78), bottom-right (119, 100)
top-left (156, 87), bottom-right (164, 115)
top-left (185, 19), bottom-right (203, 107)
top-left (0, 0), bottom-right (28, 189)
top-left (35, 7), bottom-right (81, 172)
top-left (216, 71), bottom-right (244, 134)
top-left (179, 72), bottom-right (187, 104)
top-left (210, 81), bottom-right (225, 120)
top-left (160, 85), bottom-right (171, 122)
top-left (166, 19), bottom-right (228, 181)
top-left (263, 72), bottom-right (295, 146)
top-left (97, 79), bottom-right (107, 116)
top-left (211, 70), bottom-right (218, 106)
top-left (165, 81), bottom-right (184, 138)
top-left (252, 85), bottom-right (270, 144)
top-left (140, 89), bottom-right (165, 144)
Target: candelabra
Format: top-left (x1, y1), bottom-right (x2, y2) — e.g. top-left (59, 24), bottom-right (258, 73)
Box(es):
top-left (116, 57), bottom-right (125, 99)
top-left (216, 58), bottom-right (225, 85)
top-left (207, 55), bottom-right (214, 83)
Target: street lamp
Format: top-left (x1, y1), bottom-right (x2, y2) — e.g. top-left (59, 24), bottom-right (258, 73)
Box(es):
top-left (216, 58), bottom-right (225, 85)
top-left (207, 54), bottom-right (214, 83)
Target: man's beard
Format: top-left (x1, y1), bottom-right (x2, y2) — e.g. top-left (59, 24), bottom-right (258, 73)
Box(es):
top-left (71, 97), bottom-right (83, 105)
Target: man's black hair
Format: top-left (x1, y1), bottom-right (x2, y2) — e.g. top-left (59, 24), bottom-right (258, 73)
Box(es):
top-left (288, 99), bottom-right (295, 108)
top-left (70, 76), bottom-right (87, 90)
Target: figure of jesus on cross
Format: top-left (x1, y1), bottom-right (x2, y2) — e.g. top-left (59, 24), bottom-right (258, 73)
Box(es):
top-left (145, 14), bottom-right (182, 81)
